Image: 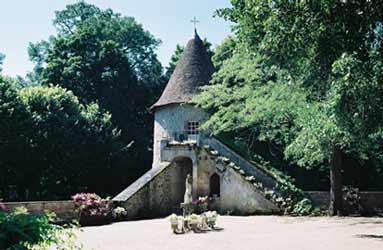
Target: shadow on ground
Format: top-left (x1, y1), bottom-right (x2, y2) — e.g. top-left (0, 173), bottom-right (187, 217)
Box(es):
top-left (356, 234), bottom-right (383, 240)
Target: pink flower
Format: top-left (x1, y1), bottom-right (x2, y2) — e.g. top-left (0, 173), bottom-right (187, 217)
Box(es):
top-left (71, 193), bottom-right (110, 217)
top-left (0, 202), bottom-right (7, 212)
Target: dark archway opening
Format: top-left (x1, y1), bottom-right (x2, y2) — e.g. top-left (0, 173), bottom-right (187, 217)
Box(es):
top-left (210, 173), bottom-right (220, 198)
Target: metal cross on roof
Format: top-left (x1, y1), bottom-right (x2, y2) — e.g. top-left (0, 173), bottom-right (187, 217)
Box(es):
top-left (190, 17), bottom-right (200, 29)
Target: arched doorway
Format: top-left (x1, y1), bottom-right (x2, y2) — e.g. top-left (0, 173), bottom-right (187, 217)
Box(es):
top-left (210, 173), bottom-right (220, 198)
top-left (172, 156), bottom-right (193, 205)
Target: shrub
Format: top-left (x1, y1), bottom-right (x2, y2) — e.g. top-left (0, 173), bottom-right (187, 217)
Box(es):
top-left (0, 202), bottom-right (7, 212)
top-left (343, 186), bottom-right (362, 215)
top-left (72, 193), bottom-right (111, 226)
top-left (112, 207), bottom-right (127, 220)
top-left (0, 206), bottom-right (81, 250)
top-left (292, 198), bottom-right (317, 216)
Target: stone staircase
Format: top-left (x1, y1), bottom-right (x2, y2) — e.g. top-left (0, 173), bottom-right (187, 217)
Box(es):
top-left (202, 137), bottom-right (294, 213)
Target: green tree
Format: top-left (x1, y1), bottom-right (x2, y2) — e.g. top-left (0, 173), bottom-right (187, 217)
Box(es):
top-left (217, 0), bottom-right (383, 97)
top-left (0, 76), bottom-right (123, 200)
top-left (0, 76), bottom-right (30, 200)
top-left (28, 1), bottom-right (165, 189)
top-left (211, 36), bottom-right (237, 70)
top-left (0, 53), bottom-right (5, 73)
top-left (195, 0), bottom-right (383, 215)
top-left (286, 49), bottom-right (383, 215)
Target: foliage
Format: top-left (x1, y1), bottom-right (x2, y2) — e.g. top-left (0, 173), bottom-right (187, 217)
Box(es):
top-left (196, 52), bottom-right (306, 148)
top-left (0, 53), bottom-right (4, 73)
top-left (292, 198), bottom-right (317, 216)
top-left (111, 207), bottom-right (127, 219)
top-left (0, 207), bottom-right (82, 250)
top-left (27, 1), bottom-right (166, 197)
top-left (194, 0), bottom-right (383, 208)
top-left (71, 193), bottom-right (110, 217)
top-left (0, 77), bottom-right (122, 200)
top-left (211, 36), bottom-right (237, 70)
top-left (217, 0), bottom-right (383, 97)
top-left (342, 186), bottom-right (362, 215)
top-left (286, 50), bottom-right (383, 168)
top-left (0, 202), bottom-right (6, 212)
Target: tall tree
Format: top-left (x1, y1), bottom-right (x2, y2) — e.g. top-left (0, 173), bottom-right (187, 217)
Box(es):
top-left (28, 2), bottom-right (165, 187)
top-left (195, 0), bottom-right (383, 215)
top-left (0, 76), bottom-right (122, 200)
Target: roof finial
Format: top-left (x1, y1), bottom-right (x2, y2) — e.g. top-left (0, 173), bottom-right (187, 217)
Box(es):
top-left (190, 17), bottom-right (200, 37)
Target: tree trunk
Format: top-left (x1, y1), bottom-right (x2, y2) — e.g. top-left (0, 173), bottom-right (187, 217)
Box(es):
top-left (329, 145), bottom-right (343, 216)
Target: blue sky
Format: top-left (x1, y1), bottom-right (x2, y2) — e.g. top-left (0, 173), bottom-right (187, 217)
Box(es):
top-left (0, 0), bottom-right (232, 77)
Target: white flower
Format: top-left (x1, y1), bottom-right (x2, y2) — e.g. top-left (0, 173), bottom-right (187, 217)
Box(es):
top-left (112, 206), bottom-right (127, 218)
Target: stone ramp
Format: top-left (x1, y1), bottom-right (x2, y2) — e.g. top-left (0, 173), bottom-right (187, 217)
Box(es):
top-left (113, 162), bottom-right (171, 202)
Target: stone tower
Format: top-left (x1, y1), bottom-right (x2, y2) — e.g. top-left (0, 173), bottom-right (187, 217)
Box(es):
top-left (114, 31), bottom-right (280, 218)
top-left (150, 30), bottom-right (215, 168)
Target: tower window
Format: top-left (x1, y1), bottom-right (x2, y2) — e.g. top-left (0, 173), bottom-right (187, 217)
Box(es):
top-left (187, 121), bottom-right (200, 135)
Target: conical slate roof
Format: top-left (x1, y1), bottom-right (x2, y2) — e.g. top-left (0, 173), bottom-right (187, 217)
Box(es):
top-left (150, 30), bottom-right (215, 111)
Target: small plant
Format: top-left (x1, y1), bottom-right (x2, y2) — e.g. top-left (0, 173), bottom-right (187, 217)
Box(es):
top-left (205, 211), bottom-right (218, 228)
top-left (292, 198), bottom-right (315, 215)
top-left (192, 196), bottom-right (208, 205)
top-left (0, 201), bottom-right (8, 212)
top-left (343, 186), bottom-right (362, 215)
top-left (112, 207), bottom-right (127, 220)
top-left (188, 214), bottom-right (200, 224)
top-left (71, 193), bottom-right (111, 226)
top-left (168, 213), bottom-right (178, 222)
top-left (192, 196), bottom-right (208, 213)
top-left (72, 193), bottom-right (110, 217)
top-left (0, 206), bottom-right (82, 250)
top-left (168, 214), bottom-right (179, 231)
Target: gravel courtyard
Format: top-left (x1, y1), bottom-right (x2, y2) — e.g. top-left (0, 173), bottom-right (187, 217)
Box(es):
top-left (77, 216), bottom-right (383, 250)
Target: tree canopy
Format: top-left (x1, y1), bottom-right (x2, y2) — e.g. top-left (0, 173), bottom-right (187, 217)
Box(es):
top-left (195, 0), bottom-right (383, 215)
top-left (0, 53), bottom-right (4, 73)
top-left (0, 76), bottom-right (123, 200)
top-left (27, 1), bottom-right (166, 194)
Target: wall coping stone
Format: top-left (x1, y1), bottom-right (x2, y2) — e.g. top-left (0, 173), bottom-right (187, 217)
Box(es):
top-left (113, 162), bottom-right (171, 202)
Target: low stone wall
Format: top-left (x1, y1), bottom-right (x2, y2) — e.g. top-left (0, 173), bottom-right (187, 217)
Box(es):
top-left (305, 191), bottom-right (383, 213)
top-left (114, 162), bottom-right (186, 219)
top-left (2, 200), bottom-right (77, 222)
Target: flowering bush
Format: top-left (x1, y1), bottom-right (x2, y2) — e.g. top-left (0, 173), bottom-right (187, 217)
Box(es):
top-left (192, 196), bottom-right (209, 213)
top-left (112, 207), bottom-right (127, 219)
top-left (71, 193), bottom-right (110, 217)
top-left (0, 202), bottom-right (7, 212)
top-left (192, 196), bottom-right (208, 205)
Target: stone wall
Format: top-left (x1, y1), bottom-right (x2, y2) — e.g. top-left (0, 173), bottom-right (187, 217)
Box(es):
top-left (203, 137), bottom-right (277, 189)
top-left (305, 191), bottom-right (383, 213)
top-left (153, 104), bottom-right (207, 167)
top-left (2, 200), bottom-right (77, 222)
top-left (115, 162), bottom-right (192, 219)
top-left (196, 149), bottom-right (280, 215)
top-left (219, 167), bottom-right (280, 215)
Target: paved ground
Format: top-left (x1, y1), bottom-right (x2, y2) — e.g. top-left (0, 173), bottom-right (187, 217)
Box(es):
top-left (77, 216), bottom-right (383, 250)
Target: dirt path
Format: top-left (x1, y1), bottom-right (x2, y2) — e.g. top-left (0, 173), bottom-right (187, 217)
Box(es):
top-left (77, 216), bottom-right (383, 250)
